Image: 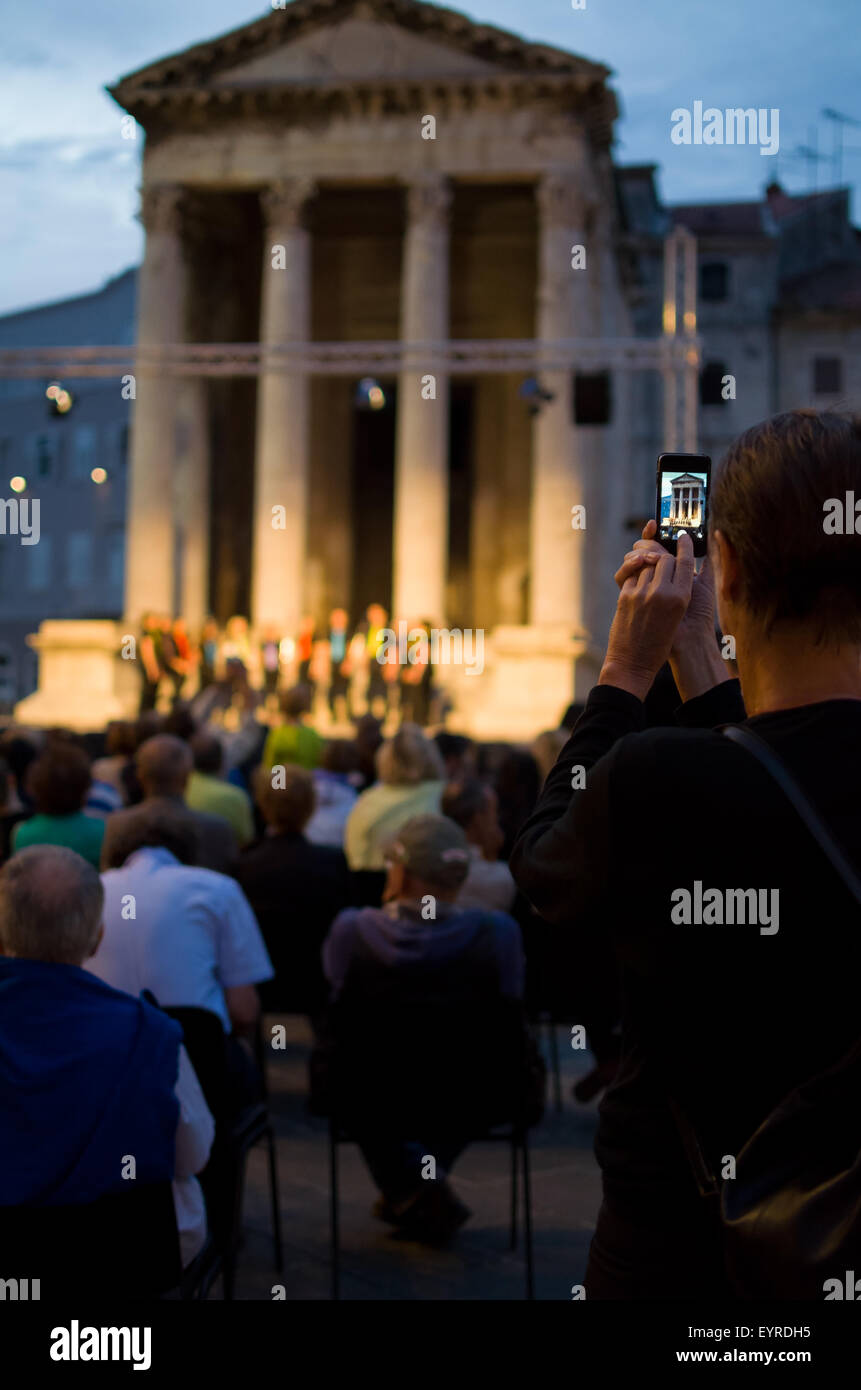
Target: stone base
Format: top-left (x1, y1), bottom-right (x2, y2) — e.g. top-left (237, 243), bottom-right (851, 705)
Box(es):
top-left (14, 620), bottom-right (139, 732)
top-left (436, 624), bottom-right (603, 741)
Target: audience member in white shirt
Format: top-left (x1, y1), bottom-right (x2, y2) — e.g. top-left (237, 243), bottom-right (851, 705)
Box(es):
top-left (90, 804), bottom-right (274, 1031)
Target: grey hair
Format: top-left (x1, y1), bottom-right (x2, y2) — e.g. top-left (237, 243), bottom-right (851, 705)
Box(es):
top-left (375, 724), bottom-right (444, 786)
top-left (0, 845), bottom-right (104, 965)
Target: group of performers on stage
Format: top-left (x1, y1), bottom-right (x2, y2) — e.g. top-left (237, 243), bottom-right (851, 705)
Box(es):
top-left (137, 604), bottom-right (437, 726)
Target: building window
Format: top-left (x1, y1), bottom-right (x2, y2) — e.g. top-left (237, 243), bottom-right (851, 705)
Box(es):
top-left (0, 644), bottom-right (16, 705)
top-left (71, 426), bottom-right (97, 480)
top-left (700, 362), bottom-right (730, 406)
top-left (574, 371), bottom-right (612, 426)
top-left (32, 434), bottom-right (58, 478)
top-left (813, 357), bottom-right (843, 395)
top-left (66, 532), bottom-right (93, 589)
top-left (26, 536), bottom-right (52, 592)
top-left (700, 262), bottom-right (729, 302)
top-left (107, 530), bottom-right (125, 591)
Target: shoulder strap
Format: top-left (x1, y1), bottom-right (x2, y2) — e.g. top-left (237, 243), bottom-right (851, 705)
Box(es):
top-left (721, 724), bottom-right (861, 906)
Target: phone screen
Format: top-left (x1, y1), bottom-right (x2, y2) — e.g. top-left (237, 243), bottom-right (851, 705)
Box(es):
top-left (655, 452), bottom-right (711, 557)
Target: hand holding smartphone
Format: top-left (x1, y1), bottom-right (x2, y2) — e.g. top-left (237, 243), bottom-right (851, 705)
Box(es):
top-left (654, 452), bottom-right (711, 558)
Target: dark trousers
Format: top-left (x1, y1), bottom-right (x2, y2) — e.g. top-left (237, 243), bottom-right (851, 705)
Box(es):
top-left (224, 1033), bottom-right (263, 1115)
top-left (139, 679), bottom-right (159, 714)
top-left (200, 1036), bottom-right (263, 1246)
top-left (400, 681), bottom-right (431, 727)
top-left (357, 1133), bottom-right (468, 1204)
top-left (328, 672), bottom-right (351, 718)
top-left (584, 1194), bottom-right (734, 1300)
top-left (367, 666), bottom-right (389, 710)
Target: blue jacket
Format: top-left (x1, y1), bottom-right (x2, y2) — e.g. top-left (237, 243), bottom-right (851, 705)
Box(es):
top-left (0, 957), bottom-right (181, 1206)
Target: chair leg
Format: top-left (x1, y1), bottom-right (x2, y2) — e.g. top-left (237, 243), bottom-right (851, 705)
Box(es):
top-left (265, 1125), bottom-right (283, 1272)
top-left (521, 1136), bottom-right (534, 1301)
top-left (549, 1023), bottom-right (562, 1113)
top-left (329, 1123), bottom-right (340, 1301)
top-left (223, 1154), bottom-right (246, 1302)
top-left (255, 1020), bottom-right (270, 1101)
top-left (509, 1135), bottom-right (518, 1250)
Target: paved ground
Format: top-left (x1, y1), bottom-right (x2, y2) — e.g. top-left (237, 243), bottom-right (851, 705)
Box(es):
top-left (225, 1015), bottom-right (602, 1301)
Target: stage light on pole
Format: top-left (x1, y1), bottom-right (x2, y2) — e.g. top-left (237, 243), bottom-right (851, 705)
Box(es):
top-left (355, 376), bottom-right (386, 411)
top-left (91, 467), bottom-right (108, 485)
top-left (9, 476), bottom-right (26, 493)
top-left (46, 381), bottom-right (74, 416)
top-left (518, 376), bottom-right (555, 416)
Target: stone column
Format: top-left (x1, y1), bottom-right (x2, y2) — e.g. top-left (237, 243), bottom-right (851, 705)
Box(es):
top-left (125, 184), bottom-right (186, 622)
top-left (251, 179), bottom-right (315, 637)
top-left (174, 378), bottom-right (209, 628)
top-left (392, 174), bottom-right (451, 625)
top-left (529, 172), bottom-right (592, 634)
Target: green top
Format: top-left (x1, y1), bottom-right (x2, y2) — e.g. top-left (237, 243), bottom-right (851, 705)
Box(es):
top-left (12, 812), bottom-right (105, 869)
top-left (186, 770), bottom-right (254, 847)
top-left (262, 722), bottom-right (324, 772)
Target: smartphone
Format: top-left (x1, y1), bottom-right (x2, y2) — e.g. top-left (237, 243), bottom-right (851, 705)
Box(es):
top-left (655, 452), bottom-right (711, 557)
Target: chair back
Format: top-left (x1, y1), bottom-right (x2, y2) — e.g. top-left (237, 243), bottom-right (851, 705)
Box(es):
top-left (326, 928), bottom-right (531, 1134)
top-left (162, 1005), bottom-right (232, 1125)
top-left (0, 1182), bottom-right (181, 1300)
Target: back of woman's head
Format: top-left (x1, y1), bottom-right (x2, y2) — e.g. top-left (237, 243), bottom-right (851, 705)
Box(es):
top-left (711, 409), bottom-right (861, 643)
top-left (26, 744), bottom-right (91, 817)
top-left (375, 724), bottom-right (444, 786)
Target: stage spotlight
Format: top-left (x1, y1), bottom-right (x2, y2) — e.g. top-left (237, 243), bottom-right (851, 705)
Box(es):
top-left (91, 467), bottom-right (108, 485)
top-left (355, 377), bottom-right (386, 411)
top-left (9, 476), bottom-right (26, 493)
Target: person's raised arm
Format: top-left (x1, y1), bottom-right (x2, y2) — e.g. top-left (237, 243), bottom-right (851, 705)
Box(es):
top-left (512, 534), bottom-right (697, 923)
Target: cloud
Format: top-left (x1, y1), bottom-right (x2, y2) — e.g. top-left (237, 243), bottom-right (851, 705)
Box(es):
top-left (0, 44), bottom-right (61, 69)
top-left (0, 137), bottom-right (135, 171)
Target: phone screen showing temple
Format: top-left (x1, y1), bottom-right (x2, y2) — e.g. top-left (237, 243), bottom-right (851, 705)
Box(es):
top-left (655, 453), bottom-right (711, 557)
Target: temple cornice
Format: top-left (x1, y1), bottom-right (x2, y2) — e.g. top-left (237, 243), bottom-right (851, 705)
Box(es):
top-left (112, 73), bottom-right (617, 147)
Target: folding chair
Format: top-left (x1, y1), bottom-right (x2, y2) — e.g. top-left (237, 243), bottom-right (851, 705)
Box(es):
top-left (163, 1005), bottom-right (283, 1299)
top-left (323, 993), bottom-right (538, 1300)
top-left (0, 1184), bottom-right (182, 1301)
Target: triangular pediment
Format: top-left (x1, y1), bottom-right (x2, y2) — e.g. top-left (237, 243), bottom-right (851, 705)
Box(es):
top-left (110, 0), bottom-right (608, 98)
top-left (210, 16), bottom-right (499, 87)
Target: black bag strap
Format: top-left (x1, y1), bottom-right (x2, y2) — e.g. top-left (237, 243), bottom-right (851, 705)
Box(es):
top-left (721, 724), bottom-right (861, 907)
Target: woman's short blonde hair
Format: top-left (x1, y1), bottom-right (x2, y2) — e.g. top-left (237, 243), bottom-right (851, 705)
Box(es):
top-left (375, 724), bottom-right (444, 786)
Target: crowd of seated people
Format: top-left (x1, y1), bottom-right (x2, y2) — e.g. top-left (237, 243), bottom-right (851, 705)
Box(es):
top-left (0, 694), bottom-right (562, 1289)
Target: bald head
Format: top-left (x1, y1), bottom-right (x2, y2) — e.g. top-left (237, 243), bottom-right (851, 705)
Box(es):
top-left (136, 734), bottom-right (193, 798)
top-left (0, 846), bottom-right (103, 965)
